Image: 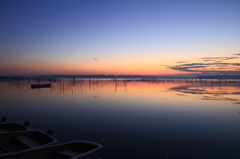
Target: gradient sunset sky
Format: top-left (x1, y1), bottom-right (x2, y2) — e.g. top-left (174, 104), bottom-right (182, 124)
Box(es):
top-left (0, 0), bottom-right (239, 76)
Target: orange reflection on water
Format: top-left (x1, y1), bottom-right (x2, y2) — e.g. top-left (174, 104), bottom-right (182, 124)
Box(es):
top-left (170, 82), bottom-right (240, 105)
top-left (2, 79), bottom-right (240, 106)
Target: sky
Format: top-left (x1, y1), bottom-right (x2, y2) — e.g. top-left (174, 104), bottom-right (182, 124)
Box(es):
top-left (0, 0), bottom-right (240, 76)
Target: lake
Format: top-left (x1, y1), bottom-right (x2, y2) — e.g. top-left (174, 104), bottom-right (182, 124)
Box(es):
top-left (1, 78), bottom-right (240, 159)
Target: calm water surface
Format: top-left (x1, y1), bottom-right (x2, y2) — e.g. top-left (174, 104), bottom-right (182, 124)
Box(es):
top-left (1, 79), bottom-right (240, 159)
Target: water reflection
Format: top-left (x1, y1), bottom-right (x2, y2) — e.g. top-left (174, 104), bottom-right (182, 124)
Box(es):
top-left (3, 78), bottom-right (240, 105)
top-left (1, 78), bottom-right (240, 159)
top-left (170, 83), bottom-right (240, 104)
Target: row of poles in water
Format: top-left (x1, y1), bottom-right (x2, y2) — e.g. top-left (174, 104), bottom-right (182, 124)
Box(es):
top-left (1, 77), bottom-right (239, 93)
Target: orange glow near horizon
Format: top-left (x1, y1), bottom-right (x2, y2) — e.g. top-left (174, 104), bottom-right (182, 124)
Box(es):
top-left (1, 53), bottom-right (240, 76)
top-left (1, 63), bottom-right (235, 76)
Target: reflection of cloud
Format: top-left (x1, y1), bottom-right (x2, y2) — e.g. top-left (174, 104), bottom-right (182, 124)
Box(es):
top-left (163, 54), bottom-right (240, 75)
top-left (201, 96), bottom-right (239, 104)
top-left (201, 96), bottom-right (240, 105)
top-left (170, 85), bottom-right (240, 104)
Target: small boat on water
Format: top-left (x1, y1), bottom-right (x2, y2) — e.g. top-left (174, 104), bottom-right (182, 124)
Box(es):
top-left (31, 83), bottom-right (51, 89)
top-left (0, 130), bottom-right (58, 157)
top-left (0, 140), bottom-right (103, 159)
top-left (0, 122), bottom-right (30, 133)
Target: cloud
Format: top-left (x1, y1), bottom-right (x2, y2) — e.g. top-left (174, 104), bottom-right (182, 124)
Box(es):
top-left (158, 65), bottom-right (169, 66)
top-left (180, 63), bottom-right (213, 66)
top-left (232, 63), bottom-right (240, 66)
top-left (169, 63), bottom-right (210, 72)
top-left (93, 58), bottom-right (97, 60)
top-left (163, 54), bottom-right (240, 75)
top-left (170, 62), bottom-right (240, 72)
top-left (222, 57), bottom-right (239, 60)
top-left (201, 56), bottom-right (239, 61)
top-left (201, 57), bottom-right (221, 59)
top-left (176, 61), bottom-right (188, 63)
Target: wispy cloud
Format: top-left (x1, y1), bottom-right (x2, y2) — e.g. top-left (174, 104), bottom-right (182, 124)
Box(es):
top-left (163, 54), bottom-right (240, 75)
top-left (169, 63), bottom-right (211, 72)
top-left (176, 61), bottom-right (188, 63)
top-left (201, 56), bottom-right (239, 61)
top-left (201, 57), bottom-right (222, 60)
top-left (222, 57), bottom-right (239, 60)
top-left (158, 65), bottom-right (169, 66)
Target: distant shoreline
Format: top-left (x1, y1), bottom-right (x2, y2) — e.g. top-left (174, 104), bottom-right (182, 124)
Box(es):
top-left (1, 74), bottom-right (240, 79)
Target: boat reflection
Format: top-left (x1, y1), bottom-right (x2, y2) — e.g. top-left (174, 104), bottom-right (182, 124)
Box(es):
top-left (31, 83), bottom-right (51, 89)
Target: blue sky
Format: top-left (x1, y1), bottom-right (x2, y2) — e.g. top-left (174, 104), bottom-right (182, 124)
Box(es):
top-left (0, 0), bottom-right (239, 76)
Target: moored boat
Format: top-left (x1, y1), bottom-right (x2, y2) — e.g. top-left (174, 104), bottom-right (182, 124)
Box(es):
top-left (0, 140), bottom-right (103, 159)
top-left (0, 117), bottom-right (7, 123)
top-left (0, 122), bottom-right (30, 133)
top-left (0, 130), bottom-right (58, 157)
top-left (31, 83), bottom-right (51, 89)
